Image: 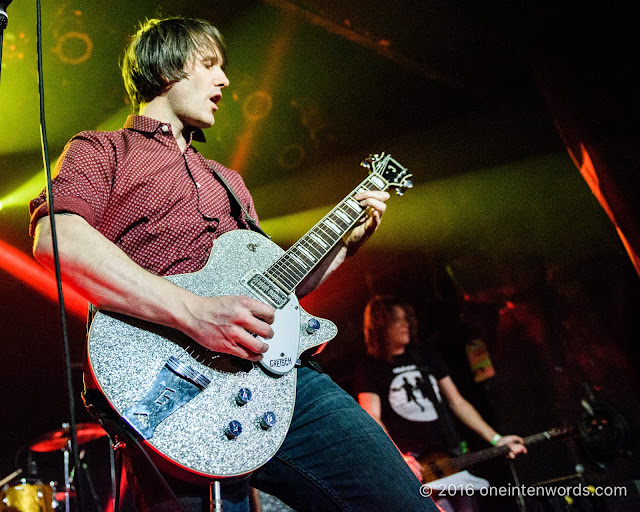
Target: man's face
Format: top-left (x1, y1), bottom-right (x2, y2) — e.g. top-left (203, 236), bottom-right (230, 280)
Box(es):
top-left (165, 50), bottom-right (229, 129)
top-left (386, 305), bottom-right (411, 355)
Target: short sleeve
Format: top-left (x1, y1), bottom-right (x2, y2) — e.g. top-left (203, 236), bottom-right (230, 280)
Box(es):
top-left (352, 357), bottom-right (383, 396)
top-left (420, 346), bottom-right (450, 380)
top-left (29, 131), bottom-right (117, 236)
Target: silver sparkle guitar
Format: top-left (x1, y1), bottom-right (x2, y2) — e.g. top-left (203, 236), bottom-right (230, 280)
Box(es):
top-left (87, 153), bottom-right (413, 479)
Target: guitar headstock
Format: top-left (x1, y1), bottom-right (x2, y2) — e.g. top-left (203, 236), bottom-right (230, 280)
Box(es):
top-left (361, 153), bottom-right (413, 196)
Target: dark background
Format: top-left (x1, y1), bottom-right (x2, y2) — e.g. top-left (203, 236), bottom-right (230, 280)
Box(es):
top-left (1, 1), bottom-right (639, 510)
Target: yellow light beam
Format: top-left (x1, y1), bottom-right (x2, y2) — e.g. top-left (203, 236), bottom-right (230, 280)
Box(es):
top-left (0, 168), bottom-right (49, 211)
top-left (0, 106), bottom-right (130, 212)
top-left (259, 152), bottom-right (611, 262)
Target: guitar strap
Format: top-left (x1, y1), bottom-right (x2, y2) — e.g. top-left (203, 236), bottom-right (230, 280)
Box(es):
top-left (207, 163), bottom-right (271, 240)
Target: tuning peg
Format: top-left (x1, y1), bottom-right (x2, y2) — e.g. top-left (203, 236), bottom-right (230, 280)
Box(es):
top-left (395, 179), bottom-right (413, 195)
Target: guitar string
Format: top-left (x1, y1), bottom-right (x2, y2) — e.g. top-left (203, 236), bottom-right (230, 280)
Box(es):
top-left (267, 174), bottom-right (388, 290)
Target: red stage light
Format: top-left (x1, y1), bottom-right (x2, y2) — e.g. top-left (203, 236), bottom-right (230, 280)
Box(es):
top-left (0, 239), bottom-right (89, 319)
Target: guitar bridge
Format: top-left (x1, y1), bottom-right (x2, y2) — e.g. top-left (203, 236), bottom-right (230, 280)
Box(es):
top-left (122, 356), bottom-right (211, 439)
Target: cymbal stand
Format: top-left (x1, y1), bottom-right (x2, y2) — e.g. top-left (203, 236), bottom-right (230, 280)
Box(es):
top-left (63, 439), bottom-right (71, 512)
top-left (109, 439), bottom-right (117, 510)
top-left (508, 460), bottom-right (526, 512)
top-left (210, 481), bottom-right (222, 512)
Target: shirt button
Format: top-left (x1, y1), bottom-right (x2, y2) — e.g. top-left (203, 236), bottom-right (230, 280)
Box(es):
top-left (161, 125), bottom-right (169, 133)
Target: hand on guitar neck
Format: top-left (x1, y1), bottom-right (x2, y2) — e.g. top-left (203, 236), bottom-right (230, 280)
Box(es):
top-left (493, 434), bottom-right (527, 459)
top-left (416, 427), bottom-right (574, 484)
top-left (411, 433), bottom-right (525, 484)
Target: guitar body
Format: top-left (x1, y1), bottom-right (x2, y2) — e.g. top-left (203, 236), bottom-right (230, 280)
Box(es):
top-left (419, 452), bottom-right (461, 483)
top-left (87, 230), bottom-right (337, 479)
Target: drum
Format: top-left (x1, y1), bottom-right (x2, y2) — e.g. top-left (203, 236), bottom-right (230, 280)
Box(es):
top-left (0, 481), bottom-right (55, 512)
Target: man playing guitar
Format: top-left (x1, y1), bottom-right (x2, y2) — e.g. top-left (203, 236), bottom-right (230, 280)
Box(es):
top-left (30, 16), bottom-right (438, 512)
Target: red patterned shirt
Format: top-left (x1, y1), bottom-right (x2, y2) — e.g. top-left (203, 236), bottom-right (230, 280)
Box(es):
top-left (29, 115), bottom-right (258, 276)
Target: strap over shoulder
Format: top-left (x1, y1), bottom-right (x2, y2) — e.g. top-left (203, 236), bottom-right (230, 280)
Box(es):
top-left (207, 164), bottom-right (271, 240)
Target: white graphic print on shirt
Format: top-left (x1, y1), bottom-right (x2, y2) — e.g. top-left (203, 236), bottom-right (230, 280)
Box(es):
top-left (388, 364), bottom-right (442, 422)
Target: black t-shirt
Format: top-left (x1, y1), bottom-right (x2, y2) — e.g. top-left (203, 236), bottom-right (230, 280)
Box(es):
top-left (353, 347), bottom-right (456, 456)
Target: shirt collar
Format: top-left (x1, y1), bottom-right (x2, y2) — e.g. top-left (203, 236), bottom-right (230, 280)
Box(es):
top-left (123, 115), bottom-right (206, 143)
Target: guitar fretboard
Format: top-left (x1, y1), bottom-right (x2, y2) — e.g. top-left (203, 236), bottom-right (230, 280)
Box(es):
top-left (264, 174), bottom-right (388, 293)
top-left (450, 429), bottom-right (572, 471)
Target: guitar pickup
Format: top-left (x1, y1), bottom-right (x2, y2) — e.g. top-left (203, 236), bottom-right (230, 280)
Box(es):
top-left (122, 356), bottom-right (211, 440)
top-left (242, 271), bottom-right (289, 309)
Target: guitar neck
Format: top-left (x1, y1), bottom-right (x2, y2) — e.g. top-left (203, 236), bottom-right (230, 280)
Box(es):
top-left (264, 174), bottom-right (388, 293)
top-left (451, 429), bottom-right (569, 471)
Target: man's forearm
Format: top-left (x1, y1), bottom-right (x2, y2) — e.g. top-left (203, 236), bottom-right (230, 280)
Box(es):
top-left (33, 214), bottom-right (276, 360)
top-left (449, 399), bottom-right (498, 443)
top-left (296, 242), bottom-right (348, 298)
top-left (33, 214), bottom-right (194, 331)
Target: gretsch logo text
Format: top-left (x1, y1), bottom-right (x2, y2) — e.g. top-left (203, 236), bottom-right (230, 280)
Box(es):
top-left (270, 357), bottom-right (292, 368)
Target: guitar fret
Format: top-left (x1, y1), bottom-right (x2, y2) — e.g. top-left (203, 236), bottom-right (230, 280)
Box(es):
top-left (273, 256), bottom-right (306, 278)
top-left (265, 270), bottom-right (295, 292)
top-left (298, 246), bottom-right (316, 263)
top-left (283, 261), bottom-right (304, 282)
top-left (369, 175), bottom-right (385, 189)
top-left (310, 232), bottom-right (329, 248)
top-left (301, 239), bottom-right (324, 258)
top-left (345, 198), bottom-right (361, 212)
top-left (270, 263), bottom-right (302, 288)
top-left (289, 253), bottom-right (307, 267)
top-left (289, 253), bottom-right (309, 269)
top-left (316, 223), bottom-right (339, 242)
top-left (323, 219), bottom-right (341, 235)
top-left (335, 209), bottom-right (352, 224)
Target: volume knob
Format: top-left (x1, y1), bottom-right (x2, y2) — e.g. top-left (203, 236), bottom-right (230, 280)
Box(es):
top-left (236, 388), bottom-right (252, 406)
top-left (260, 411), bottom-right (277, 430)
top-left (305, 318), bottom-right (320, 334)
top-left (224, 420), bottom-right (243, 439)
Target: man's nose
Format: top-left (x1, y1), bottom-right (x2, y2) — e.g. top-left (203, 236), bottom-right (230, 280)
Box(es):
top-left (216, 68), bottom-right (230, 88)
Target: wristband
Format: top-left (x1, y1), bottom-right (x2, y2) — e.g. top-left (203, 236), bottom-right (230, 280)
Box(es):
top-left (491, 434), bottom-right (502, 446)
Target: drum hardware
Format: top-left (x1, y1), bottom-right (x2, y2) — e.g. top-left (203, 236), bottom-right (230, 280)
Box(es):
top-left (0, 479), bottom-right (56, 512)
top-left (28, 423), bottom-right (107, 512)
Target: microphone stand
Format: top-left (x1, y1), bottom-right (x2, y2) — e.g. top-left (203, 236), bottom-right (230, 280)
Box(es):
top-left (35, 0), bottom-right (87, 509)
top-left (0, 0), bottom-right (12, 85)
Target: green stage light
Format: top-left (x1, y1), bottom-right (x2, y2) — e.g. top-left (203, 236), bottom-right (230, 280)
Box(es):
top-left (0, 170), bottom-right (48, 211)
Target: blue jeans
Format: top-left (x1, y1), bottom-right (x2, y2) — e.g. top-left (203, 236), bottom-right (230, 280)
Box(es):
top-left (250, 366), bottom-right (436, 511)
top-left (146, 366), bottom-right (437, 512)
